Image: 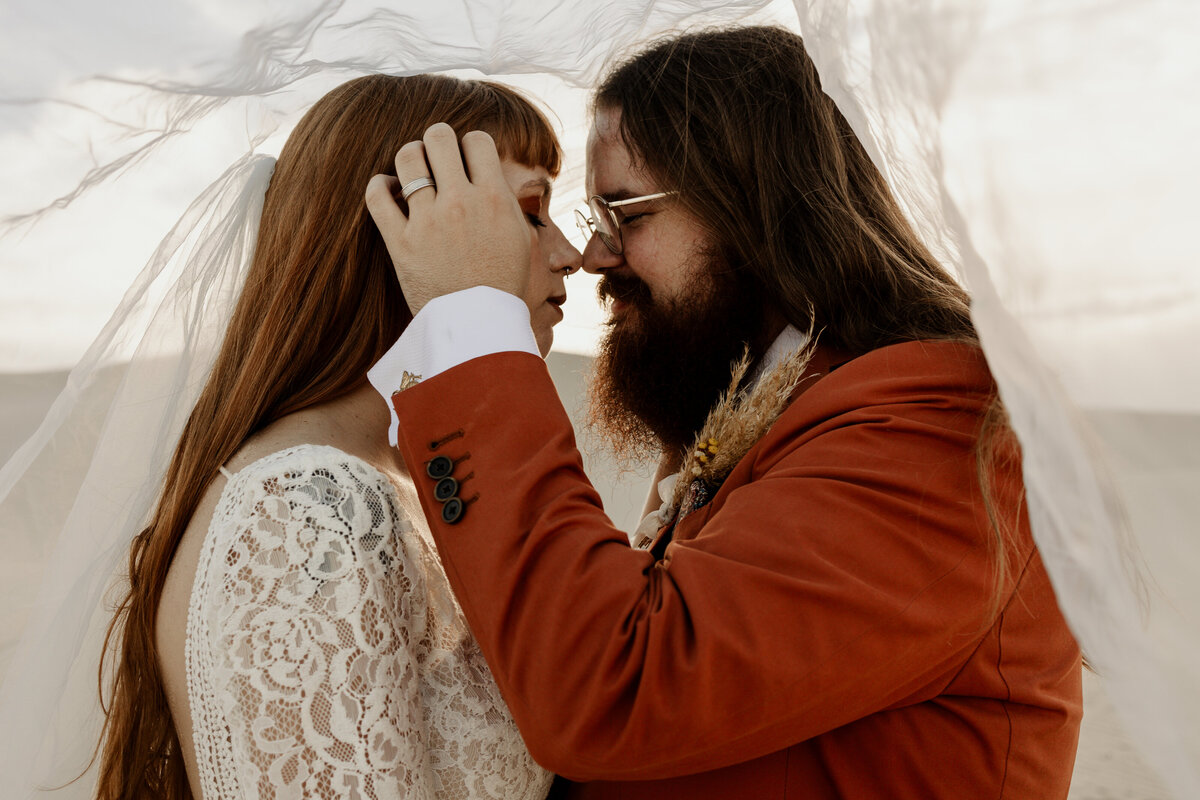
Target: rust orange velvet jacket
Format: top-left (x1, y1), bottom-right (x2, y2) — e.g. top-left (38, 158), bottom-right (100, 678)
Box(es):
top-left (388, 340), bottom-right (1082, 799)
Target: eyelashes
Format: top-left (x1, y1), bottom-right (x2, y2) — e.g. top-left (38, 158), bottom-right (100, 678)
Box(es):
top-left (525, 213), bottom-right (547, 228)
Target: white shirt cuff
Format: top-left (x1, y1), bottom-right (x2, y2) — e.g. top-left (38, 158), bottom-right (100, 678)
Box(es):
top-left (368, 286), bottom-right (538, 446)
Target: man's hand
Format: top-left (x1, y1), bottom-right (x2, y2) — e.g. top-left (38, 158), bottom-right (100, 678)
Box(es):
top-left (365, 123), bottom-right (531, 316)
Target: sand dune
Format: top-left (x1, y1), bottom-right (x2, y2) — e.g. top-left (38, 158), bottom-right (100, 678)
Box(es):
top-left (1, 359), bottom-right (1193, 798)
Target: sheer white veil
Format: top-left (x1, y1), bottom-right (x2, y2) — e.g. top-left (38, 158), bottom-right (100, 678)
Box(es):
top-left (0, 152), bottom-right (274, 794)
top-left (1, 1), bottom-right (1197, 798)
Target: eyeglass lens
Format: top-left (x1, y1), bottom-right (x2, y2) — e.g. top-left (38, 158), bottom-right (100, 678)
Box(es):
top-left (587, 196), bottom-right (622, 254)
top-left (574, 209), bottom-right (593, 241)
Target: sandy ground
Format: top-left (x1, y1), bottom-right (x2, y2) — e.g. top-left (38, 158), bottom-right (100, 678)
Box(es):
top-left (1, 357), bottom-right (1192, 797)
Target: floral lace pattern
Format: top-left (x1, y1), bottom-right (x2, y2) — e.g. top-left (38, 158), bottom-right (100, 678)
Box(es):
top-left (187, 445), bottom-right (551, 800)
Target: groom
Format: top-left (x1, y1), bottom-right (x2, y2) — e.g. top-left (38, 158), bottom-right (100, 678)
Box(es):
top-left (366, 26), bottom-right (1081, 799)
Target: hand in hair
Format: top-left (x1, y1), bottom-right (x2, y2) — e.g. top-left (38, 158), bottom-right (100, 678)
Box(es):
top-left (366, 122), bottom-right (532, 315)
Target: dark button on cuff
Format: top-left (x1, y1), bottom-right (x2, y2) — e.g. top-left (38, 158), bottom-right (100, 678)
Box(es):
top-left (426, 455), bottom-right (453, 480)
top-left (434, 476), bottom-right (458, 503)
top-left (442, 497), bottom-right (464, 524)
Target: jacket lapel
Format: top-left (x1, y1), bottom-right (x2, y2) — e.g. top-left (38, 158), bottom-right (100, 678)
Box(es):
top-left (647, 343), bottom-right (854, 553)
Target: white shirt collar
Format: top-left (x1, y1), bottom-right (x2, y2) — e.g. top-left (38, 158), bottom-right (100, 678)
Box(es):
top-left (748, 324), bottom-right (810, 389)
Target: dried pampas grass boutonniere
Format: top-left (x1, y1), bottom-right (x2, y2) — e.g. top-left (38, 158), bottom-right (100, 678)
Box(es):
top-left (668, 337), bottom-right (818, 517)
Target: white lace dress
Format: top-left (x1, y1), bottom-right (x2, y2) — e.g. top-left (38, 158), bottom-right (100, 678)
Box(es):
top-left (186, 445), bottom-right (552, 800)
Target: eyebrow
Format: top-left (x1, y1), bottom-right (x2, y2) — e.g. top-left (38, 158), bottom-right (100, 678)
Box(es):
top-left (594, 189), bottom-right (640, 202)
top-left (518, 177), bottom-right (553, 200)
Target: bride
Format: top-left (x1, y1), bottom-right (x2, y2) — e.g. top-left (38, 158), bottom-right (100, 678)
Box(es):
top-left (93, 74), bottom-right (579, 799)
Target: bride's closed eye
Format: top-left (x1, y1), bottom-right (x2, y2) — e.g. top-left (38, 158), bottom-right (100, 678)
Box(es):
top-left (520, 197), bottom-right (548, 229)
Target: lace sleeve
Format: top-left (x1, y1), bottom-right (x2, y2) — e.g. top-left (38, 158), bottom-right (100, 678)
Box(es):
top-left (188, 451), bottom-right (435, 800)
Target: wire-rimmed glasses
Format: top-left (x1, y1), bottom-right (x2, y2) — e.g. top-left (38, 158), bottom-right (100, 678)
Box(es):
top-left (573, 191), bottom-right (676, 254)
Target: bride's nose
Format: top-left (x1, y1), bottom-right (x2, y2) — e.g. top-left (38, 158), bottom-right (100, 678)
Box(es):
top-left (549, 220), bottom-right (583, 276)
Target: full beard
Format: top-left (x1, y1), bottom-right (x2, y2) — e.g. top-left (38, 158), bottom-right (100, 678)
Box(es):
top-left (587, 250), bottom-right (769, 463)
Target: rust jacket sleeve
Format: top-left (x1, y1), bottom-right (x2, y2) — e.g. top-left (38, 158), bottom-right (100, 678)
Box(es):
top-left (389, 341), bottom-right (1030, 781)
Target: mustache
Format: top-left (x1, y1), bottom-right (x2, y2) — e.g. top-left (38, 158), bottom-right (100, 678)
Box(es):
top-left (597, 272), bottom-right (653, 308)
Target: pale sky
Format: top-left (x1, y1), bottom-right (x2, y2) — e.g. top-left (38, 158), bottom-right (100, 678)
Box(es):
top-left (2, 0), bottom-right (1196, 413)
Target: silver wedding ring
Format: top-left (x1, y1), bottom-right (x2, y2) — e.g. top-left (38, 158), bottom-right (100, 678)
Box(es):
top-left (400, 176), bottom-right (436, 201)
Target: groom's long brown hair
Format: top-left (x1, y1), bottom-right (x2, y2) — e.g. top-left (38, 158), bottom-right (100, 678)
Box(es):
top-left (96, 74), bottom-right (561, 799)
top-left (594, 27), bottom-right (1022, 617)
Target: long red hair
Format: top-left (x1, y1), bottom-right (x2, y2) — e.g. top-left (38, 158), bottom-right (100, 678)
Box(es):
top-left (95, 73), bottom-right (561, 799)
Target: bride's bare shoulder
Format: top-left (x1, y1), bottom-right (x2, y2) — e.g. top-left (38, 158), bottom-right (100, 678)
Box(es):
top-left (223, 406), bottom-right (349, 475)
top-left (226, 385), bottom-right (406, 483)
